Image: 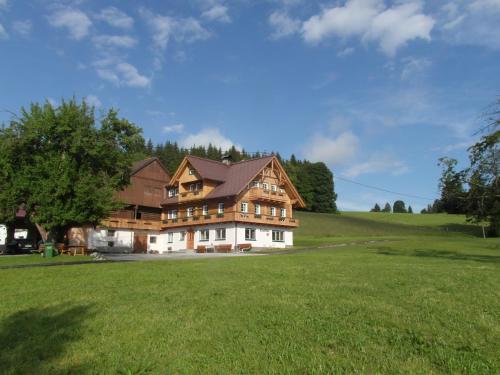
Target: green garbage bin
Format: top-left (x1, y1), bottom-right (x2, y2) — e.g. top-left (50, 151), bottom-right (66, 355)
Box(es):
top-left (44, 242), bottom-right (54, 258)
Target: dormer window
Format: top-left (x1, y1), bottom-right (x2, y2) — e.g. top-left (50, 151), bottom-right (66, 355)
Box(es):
top-left (189, 169), bottom-right (195, 175)
top-left (252, 181), bottom-right (260, 188)
top-left (280, 187), bottom-right (285, 194)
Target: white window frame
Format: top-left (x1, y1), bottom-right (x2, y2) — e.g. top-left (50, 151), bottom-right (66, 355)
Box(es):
top-left (218, 202), bottom-right (224, 214)
top-left (271, 184), bottom-right (277, 192)
top-left (245, 228), bottom-right (256, 241)
top-left (241, 202), bottom-right (248, 213)
top-left (255, 203), bottom-right (261, 215)
top-left (202, 205), bottom-right (209, 216)
top-left (150, 236), bottom-right (157, 244)
top-left (252, 181), bottom-right (260, 188)
top-left (280, 208), bottom-right (287, 218)
top-left (272, 230), bottom-right (284, 242)
top-left (262, 182), bottom-right (269, 191)
top-left (215, 228), bottom-right (226, 240)
top-left (168, 232), bottom-right (173, 243)
top-left (271, 207), bottom-right (276, 217)
top-left (199, 229), bottom-right (209, 242)
top-left (187, 207), bottom-right (194, 217)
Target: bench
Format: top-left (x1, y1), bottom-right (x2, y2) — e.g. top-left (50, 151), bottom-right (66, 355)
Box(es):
top-left (196, 245), bottom-right (206, 253)
top-left (237, 243), bottom-right (252, 252)
top-left (214, 244), bottom-right (232, 253)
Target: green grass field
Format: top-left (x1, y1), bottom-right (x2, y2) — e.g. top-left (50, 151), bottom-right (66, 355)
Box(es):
top-left (0, 212), bottom-right (499, 374)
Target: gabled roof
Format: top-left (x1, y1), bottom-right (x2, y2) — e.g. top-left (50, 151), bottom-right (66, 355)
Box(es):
top-left (163, 155), bottom-right (305, 207)
top-left (131, 157), bottom-right (170, 177)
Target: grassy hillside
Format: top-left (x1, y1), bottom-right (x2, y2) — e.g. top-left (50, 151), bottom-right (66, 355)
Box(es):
top-left (294, 211), bottom-right (482, 246)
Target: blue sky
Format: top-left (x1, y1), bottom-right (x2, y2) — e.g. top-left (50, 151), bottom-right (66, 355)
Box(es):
top-left (1, 0), bottom-right (499, 211)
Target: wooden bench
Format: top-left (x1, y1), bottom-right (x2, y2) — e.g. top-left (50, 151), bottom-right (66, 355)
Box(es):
top-left (215, 244), bottom-right (232, 253)
top-left (237, 243), bottom-right (252, 252)
top-left (196, 245), bottom-right (206, 253)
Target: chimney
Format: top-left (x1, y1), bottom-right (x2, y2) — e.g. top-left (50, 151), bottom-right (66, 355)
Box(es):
top-left (222, 154), bottom-right (232, 165)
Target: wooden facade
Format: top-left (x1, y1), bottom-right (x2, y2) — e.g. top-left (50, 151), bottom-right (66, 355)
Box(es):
top-left (161, 156), bottom-right (304, 231)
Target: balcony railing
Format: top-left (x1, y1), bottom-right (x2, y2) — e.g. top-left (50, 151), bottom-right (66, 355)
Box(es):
top-left (178, 190), bottom-right (204, 202)
top-left (102, 218), bottom-right (162, 231)
top-left (161, 212), bottom-right (299, 229)
top-left (248, 188), bottom-right (288, 203)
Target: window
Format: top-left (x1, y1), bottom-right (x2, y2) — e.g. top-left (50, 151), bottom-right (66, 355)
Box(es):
top-left (245, 228), bottom-right (256, 241)
top-left (107, 241), bottom-right (114, 247)
top-left (107, 230), bottom-right (116, 237)
top-left (168, 233), bottom-right (173, 243)
top-left (189, 184), bottom-right (195, 191)
top-left (218, 202), bottom-right (224, 214)
top-left (252, 181), bottom-right (260, 188)
top-left (202, 205), bottom-right (209, 216)
top-left (136, 212), bottom-right (142, 220)
top-left (168, 188), bottom-right (178, 197)
top-left (262, 182), bottom-right (269, 191)
top-left (241, 202), bottom-right (248, 213)
top-left (272, 230), bottom-right (284, 242)
top-left (199, 230), bottom-right (209, 241)
top-left (270, 207), bottom-right (276, 217)
top-left (280, 208), bottom-right (287, 218)
top-left (180, 231), bottom-right (186, 241)
top-left (280, 187), bottom-right (285, 194)
top-left (150, 236), bottom-right (157, 244)
top-left (215, 228), bottom-right (226, 240)
top-left (167, 209), bottom-right (178, 219)
top-left (187, 207), bottom-right (194, 217)
top-left (189, 169), bottom-right (195, 175)
top-left (255, 203), bottom-right (261, 215)
top-left (271, 184), bottom-right (277, 192)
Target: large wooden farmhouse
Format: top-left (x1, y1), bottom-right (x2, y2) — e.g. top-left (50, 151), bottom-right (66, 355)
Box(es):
top-left (150, 155), bottom-right (305, 252)
top-left (68, 157), bottom-right (171, 253)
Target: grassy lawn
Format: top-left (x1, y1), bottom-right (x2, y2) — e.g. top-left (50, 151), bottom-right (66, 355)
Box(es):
top-left (0, 213), bottom-right (499, 374)
top-left (0, 254), bottom-right (91, 267)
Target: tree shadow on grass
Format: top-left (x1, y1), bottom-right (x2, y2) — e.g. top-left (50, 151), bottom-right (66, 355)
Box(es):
top-left (437, 223), bottom-right (484, 237)
top-left (375, 247), bottom-right (500, 264)
top-left (0, 304), bottom-right (94, 375)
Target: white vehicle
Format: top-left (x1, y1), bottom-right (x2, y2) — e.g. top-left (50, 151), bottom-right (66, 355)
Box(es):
top-left (0, 224), bottom-right (6, 249)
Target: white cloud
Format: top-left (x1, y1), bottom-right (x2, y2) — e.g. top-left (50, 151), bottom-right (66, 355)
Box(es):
top-left (96, 61), bottom-right (151, 88)
top-left (163, 124), bottom-right (185, 133)
top-left (432, 141), bottom-right (473, 153)
top-left (202, 4), bottom-right (231, 23)
top-left (303, 131), bottom-right (359, 165)
top-left (0, 23), bottom-right (7, 39)
top-left (400, 56), bottom-right (431, 80)
top-left (48, 8), bottom-right (92, 40)
top-left (92, 35), bottom-right (137, 48)
top-left (268, 11), bottom-right (301, 39)
top-left (343, 153), bottom-right (409, 178)
top-left (95, 7), bottom-right (134, 29)
top-left (179, 128), bottom-right (240, 150)
top-left (440, 0), bottom-right (500, 49)
top-left (12, 20), bottom-right (32, 37)
top-left (85, 95), bottom-right (102, 108)
top-left (140, 8), bottom-right (211, 50)
top-left (337, 47), bottom-right (355, 57)
top-left (301, 0), bottom-right (434, 56)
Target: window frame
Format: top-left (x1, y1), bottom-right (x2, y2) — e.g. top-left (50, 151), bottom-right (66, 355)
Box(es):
top-left (167, 232), bottom-right (174, 243)
top-left (150, 236), bottom-right (157, 244)
top-left (271, 184), bottom-right (277, 192)
top-left (241, 201), bottom-right (248, 213)
top-left (272, 230), bottom-right (284, 242)
top-left (215, 228), bottom-right (226, 240)
top-left (202, 205), bottom-right (209, 216)
top-left (255, 203), bottom-right (261, 215)
top-left (187, 207), bottom-right (194, 217)
top-left (218, 202), bottom-right (225, 214)
top-left (245, 228), bottom-right (256, 241)
top-left (280, 208), bottom-right (287, 218)
top-left (180, 231), bottom-right (186, 241)
top-left (199, 229), bottom-right (209, 242)
top-left (262, 182), bottom-right (269, 191)
top-left (270, 207), bottom-right (276, 217)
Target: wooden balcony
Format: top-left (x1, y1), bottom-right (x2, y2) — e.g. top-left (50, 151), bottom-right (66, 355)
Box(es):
top-left (161, 212), bottom-right (299, 229)
top-left (101, 218), bottom-right (162, 231)
top-left (248, 188), bottom-right (288, 203)
top-left (177, 190), bottom-right (204, 202)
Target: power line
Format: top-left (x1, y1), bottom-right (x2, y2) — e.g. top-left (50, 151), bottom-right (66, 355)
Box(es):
top-left (336, 176), bottom-right (436, 202)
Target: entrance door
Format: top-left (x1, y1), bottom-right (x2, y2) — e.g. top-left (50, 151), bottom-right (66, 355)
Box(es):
top-left (186, 229), bottom-right (194, 250)
top-left (133, 234), bottom-right (147, 253)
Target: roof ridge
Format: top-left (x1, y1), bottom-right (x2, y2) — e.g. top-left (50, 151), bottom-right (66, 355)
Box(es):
top-left (231, 155), bottom-right (274, 165)
top-left (187, 155), bottom-right (230, 167)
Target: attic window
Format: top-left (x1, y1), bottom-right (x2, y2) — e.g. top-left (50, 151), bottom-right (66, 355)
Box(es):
top-left (189, 169), bottom-right (195, 175)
